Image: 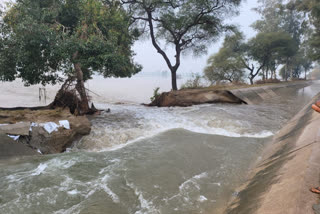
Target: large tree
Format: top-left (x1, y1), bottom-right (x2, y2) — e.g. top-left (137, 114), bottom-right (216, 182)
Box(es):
top-left (206, 30), bottom-right (297, 85)
top-left (246, 31), bottom-right (297, 83)
top-left (294, 0), bottom-right (320, 61)
top-left (204, 31), bottom-right (245, 84)
top-left (121, 0), bottom-right (242, 90)
top-left (0, 0), bottom-right (141, 114)
top-left (252, 0), bottom-right (313, 80)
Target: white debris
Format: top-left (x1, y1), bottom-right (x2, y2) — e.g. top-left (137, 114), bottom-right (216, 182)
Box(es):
top-left (59, 120), bottom-right (70, 130)
top-left (0, 124), bottom-right (9, 126)
top-left (41, 122), bottom-right (59, 134)
top-left (8, 135), bottom-right (20, 141)
top-left (30, 122), bottom-right (39, 131)
top-left (37, 149), bottom-right (42, 154)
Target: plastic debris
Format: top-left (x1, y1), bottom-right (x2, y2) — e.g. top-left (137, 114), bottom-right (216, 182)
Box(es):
top-left (41, 122), bottom-right (59, 134)
top-left (30, 122), bottom-right (39, 131)
top-left (59, 120), bottom-right (70, 130)
top-left (7, 135), bottom-right (20, 141)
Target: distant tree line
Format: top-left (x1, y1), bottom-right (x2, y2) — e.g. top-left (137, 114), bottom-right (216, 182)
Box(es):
top-left (204, 0), bottom-right (319, 85)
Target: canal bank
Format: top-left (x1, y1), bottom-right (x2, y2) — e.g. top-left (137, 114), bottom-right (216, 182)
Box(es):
top-left (226, 91), bottom-right (320, 214)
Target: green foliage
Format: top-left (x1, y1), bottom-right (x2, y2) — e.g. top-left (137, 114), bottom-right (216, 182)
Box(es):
top-left (180, 73), bottom-right (204, 89)
top-left (127, 0), bottom-right (241, 55)
top-left (204, 32), bottom-right (245, 84)
top-left (122, 0), bottom-right (242, 90)
top-left (205, 29), bottom-right (297, 84)
top-left (150, 87), bottom-right (160, 102)
top-left (248, 32), bottom-right (298, 66)
top-left (0, 0), bottom-right (141, 86)
top-left (252, 0), bottom-right (316, 78)
top-left (252, 1), bottom-right (307, 45)
top-left (294, 0), bottom-right (320, 61)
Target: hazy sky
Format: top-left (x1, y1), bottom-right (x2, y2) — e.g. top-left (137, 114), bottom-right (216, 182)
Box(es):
top-left (0, 0), bottom-right (261, 75)
top-left (134, 0), bottom-right (261, 74)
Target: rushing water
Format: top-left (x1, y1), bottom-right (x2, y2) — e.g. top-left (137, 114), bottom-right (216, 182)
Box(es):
top-left (1, 80), bottom-right (320, 214)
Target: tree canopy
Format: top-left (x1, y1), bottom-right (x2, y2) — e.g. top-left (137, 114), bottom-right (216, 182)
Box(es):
top-left (293, 0), bottom-right (320, 61)
top-left (204, 31), bottom-right (245, 84)
top-left (121, 0), bottom-right (242, 90)
top-left (205, 29), bottom-right (297, 85)
top-left (251, 0), bottom-right (314, 80)
top-left (0, 0), bottom-right (141, 113)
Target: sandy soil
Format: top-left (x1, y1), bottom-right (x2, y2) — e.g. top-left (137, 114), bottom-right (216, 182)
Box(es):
top-left (0, 108), bottom-right (74, 124)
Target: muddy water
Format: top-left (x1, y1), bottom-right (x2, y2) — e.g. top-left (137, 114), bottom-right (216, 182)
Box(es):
top-left (1, 81), bottom-right (320, 214)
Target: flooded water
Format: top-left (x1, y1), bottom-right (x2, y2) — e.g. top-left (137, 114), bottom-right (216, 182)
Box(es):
top-left (1, 77), bottom-right (320, 214)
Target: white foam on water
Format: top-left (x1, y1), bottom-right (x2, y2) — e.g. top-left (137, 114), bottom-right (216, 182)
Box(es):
top-left (179, 172), bottom-right (208, 192)
top-left (67, 190), bottom-right (79, 195)
top-left (100, 175), bottom-right (120, 203)
top-left (80, 103), bottom-right (274, 151)
top-left (122, 177), bottom-right (160, 214)
top-left (31, 163), bottom-right (48, 176)
top-left (198, 195), bottom-right (208, 202)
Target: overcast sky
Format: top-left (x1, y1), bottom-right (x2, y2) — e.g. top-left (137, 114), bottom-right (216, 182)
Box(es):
top-left (134, 0), bottom-right (261, 74)
top-left (0, 0), bottom-right (261, 75)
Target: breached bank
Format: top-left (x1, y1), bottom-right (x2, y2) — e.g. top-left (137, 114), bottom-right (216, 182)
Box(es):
top-left (148, 81), bottom-right (311, 107)
top-left (0, 81), bottom-right (312, 159)
top-left (0, 108), bottom-right (91, 159)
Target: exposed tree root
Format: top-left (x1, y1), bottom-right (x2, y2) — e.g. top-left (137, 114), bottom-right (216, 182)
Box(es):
top-left (49, 76), bottom-right (97, 115)
top-left (0, 77), bottom-right (98, 115)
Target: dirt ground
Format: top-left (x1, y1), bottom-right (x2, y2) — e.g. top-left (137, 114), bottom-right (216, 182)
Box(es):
top-left (0, 108), bottom-right (75, 124)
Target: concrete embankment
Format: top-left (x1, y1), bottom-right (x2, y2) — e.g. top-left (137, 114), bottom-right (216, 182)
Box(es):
top-left (149, 81), bottom-right (311, 107)
top-left (231, 81), bottom-right (312, 104)
top-left (225, 91), bottom-right (320, 214)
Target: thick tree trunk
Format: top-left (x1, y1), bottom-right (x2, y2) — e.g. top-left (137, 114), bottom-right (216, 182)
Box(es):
top-left (171, 69), bottom-right (178, 91)
top-left (305, 70), bottom-right (307, 80)
top-left (74, 62), bottom-right (90, 114)
top-left (266, 70), bottom-right (269, 80)
top-left (249, 76), bottom-right (254, 85)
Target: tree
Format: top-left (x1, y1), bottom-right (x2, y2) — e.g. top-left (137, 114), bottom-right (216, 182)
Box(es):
top-left (0, 0), bottom-right (141, 114)
top-left (252, 0), bottom-right (307, 45)
top-left (204, 32), bottom-right (245, 84)
top-left (294, 0), bottom-right (320, 61)
top-left (121, 0), bottom-right (242, 90)
top-left (205, 30), bottom-right (297, 85)
top-left (252, 0), bottom-right (314, 80)
top-left (279, 46), bottom-right (313, 80)
top-left (244, 32), bottom-right (297, 84)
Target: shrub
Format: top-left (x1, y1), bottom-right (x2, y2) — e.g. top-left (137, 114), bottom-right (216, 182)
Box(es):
top-left (150, 87), bottom-right (161, 102)
top-left (180, 74), bottom-right (205, 89)
top-left (255, 79), bottom-right (281, 84)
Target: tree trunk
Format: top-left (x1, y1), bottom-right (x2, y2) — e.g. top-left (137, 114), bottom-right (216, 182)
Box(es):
top-left (171, 69), bottom-right (178, 90)
top-left (249, 76), bottom-right (254, 85)
top-left (305, 70), bottom-right (307, 80)
top-left (74, 62), bottom-right (90, 114)
top-left (266, 70), bottom-right (269, 80)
